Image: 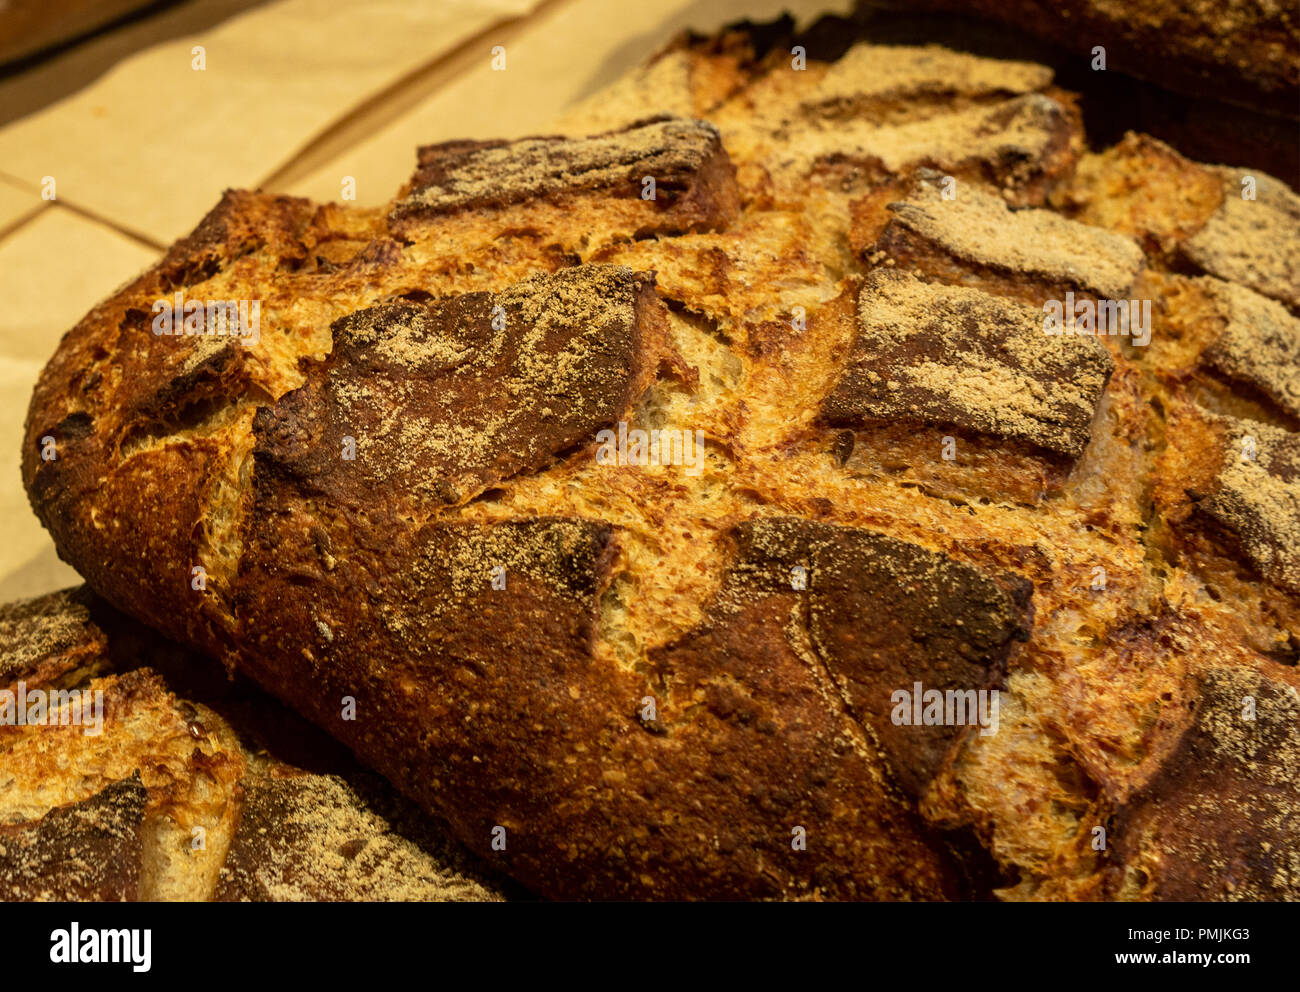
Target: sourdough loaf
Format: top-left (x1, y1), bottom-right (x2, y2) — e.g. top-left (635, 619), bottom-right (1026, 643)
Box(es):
top-left (0, 588), bottom-right (507, 901)
top-left (886, 0), bottom-right (1300, 117)
top-left (22, 18), bottom-right (1300, 899)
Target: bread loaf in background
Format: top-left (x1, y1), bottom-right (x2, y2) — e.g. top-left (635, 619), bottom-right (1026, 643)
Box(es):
top-left (20, 16), bottom-right (1300, 899)
top-left (0, 0), bottom-right (156, 66)
top-left (0, 587), bottom-right (510, 901)
top-left (875, 0), bottom-right (1299, 118)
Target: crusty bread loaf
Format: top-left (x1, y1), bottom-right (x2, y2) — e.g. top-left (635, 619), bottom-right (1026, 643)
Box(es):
top-left (22, 18), bottom-right (1300, 899)
top-left (0, 588), bottom-right (508, 901)
top-left (881, 0), bottom-right (1300, 118)
top-left (0, 0), bottom-right (155, 66)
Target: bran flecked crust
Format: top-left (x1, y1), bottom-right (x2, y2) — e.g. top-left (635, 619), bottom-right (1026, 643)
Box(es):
top-left (0, 588), bottom-right (510, 902)
top-left (20, 15), bottom-right (1300, 900)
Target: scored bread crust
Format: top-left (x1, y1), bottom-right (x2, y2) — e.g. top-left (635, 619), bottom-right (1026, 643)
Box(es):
top-left (22, 17), bottom-right (1300, 899)
top-left (0, 587), bottom-right (509, 901)
top-left (893, 0), bottom-right (1300, 117)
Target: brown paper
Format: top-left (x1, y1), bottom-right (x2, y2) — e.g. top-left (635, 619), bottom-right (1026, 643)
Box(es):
top-left (0, 207), bottom-right (159, 599)
top-left (0, 0), bottom-right (543, 244)
top-left (282, 0), bottom-right (851, 206)
top-left (0, 176), bottom-right (40, 237)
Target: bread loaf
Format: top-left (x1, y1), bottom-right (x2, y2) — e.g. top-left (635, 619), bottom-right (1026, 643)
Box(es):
top-left (882, 0), bottom-right (1300, 117)
top-left (0, 0), bottom-right (156, 66)
top-left (22, 19), bottom-right (1300, 899)
top-left (0, 588), bottom-right (508, 901)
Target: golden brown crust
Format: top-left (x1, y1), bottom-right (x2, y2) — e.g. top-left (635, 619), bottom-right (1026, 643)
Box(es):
top-left (821, 270), bottom-right (1115, 462)
top-left (0, 589), bottom-right (506, 902)
top-left (20, 18), bottom-right (1300, 901)
top-left (1053, 132), bottom-right (1226, 261)
top-left (0, 776), bottom-right (148, 902)
top-left (1099, 666), bottom-right (1300, 900)
top-left (867, 171), bottom-right (1146, 303)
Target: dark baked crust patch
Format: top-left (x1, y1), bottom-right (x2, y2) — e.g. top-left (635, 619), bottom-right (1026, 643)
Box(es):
top-left (1200, 281), bottom-right (1300, 420)
top-left (1195, 417), bottom-right (1300, 597)
top-left (214, 772), bottom-right (495, 902)
top-left (779, 92), bottom-right (1082, 206)
top-left (391, 115), bottom-right (739, 233)
top-left (1103, 666), bottom-right (1300, 900)
top-left (232, 510), bottom-right (641, 896)
top-left (0, 775), bottom-right (146, 901)
top-left (822, 270), bottom-right (1114, 460)
top-left (254, 265), bottom-right (661, 507)
top-left (870, 172), bottom-right (1145, 301)
top-left (0, 587), bottom-right (106, 689)
top-left (1182, 169), bottom-right (1300, 310)
top-left (714, 517), bottom-right (1032, 797)
top-left (798, 42), bottom-right (1054, 119)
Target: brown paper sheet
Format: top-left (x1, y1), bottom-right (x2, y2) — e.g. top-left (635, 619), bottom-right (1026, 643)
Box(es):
top-left (0, 206), bottom-right (159, 600)
top-left (0, 176), bottom-right (41, 237)
top-left (281, 0), bottom-right (851, 206)
top-left (0, 0), bottom-right (543, 244)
